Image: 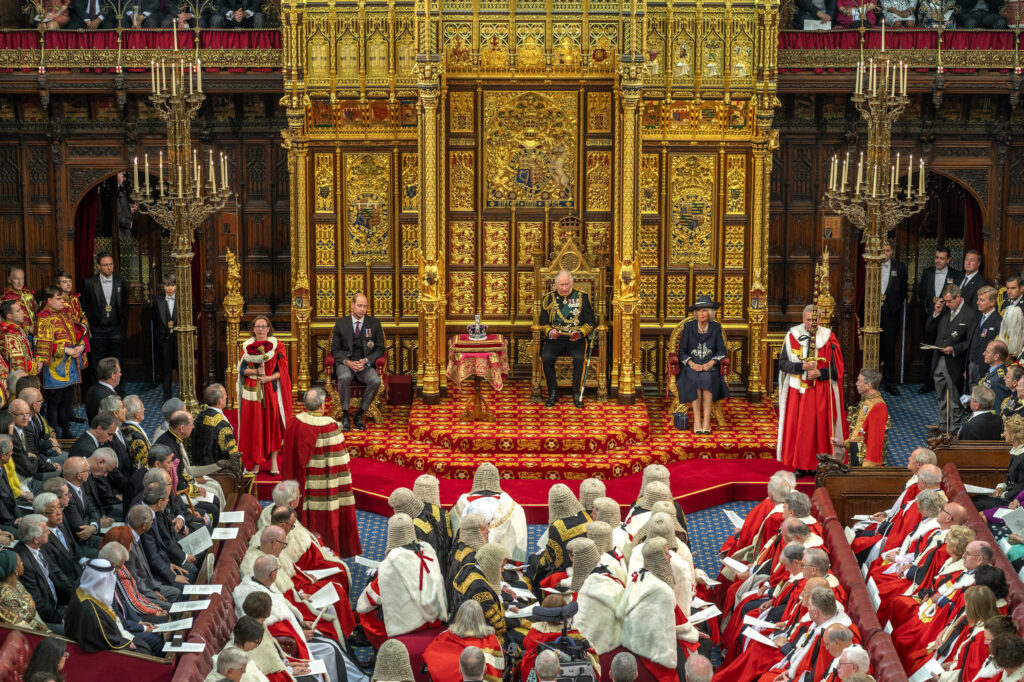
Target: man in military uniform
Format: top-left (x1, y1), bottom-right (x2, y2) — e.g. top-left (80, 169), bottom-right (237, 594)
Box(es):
top-left (831, 368), bottom-right (889, 467)
top-left (540, 269), bottom-right (596, 408)
top-left (971, 339), bottom-right (1011, 409)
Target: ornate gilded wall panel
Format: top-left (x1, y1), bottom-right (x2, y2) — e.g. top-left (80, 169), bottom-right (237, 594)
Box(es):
top-left (484, 221), bottom-right (510, 266)
top-left (638, 223), bottom-right (659, 268)
top-left (448, 151), bottom-right (475, 212)
top-left (373, 274), bottom-right (394, 317)
top-left (639, 340), bottom-right (658, 382)
top-left (517, 272), bottom-right (535, 316)
top-left (727, 154), bottom-right (746, 215)
top-left (695, 274), bottom-right (716, 301)
top-left (639, 275), bottom-right (658, 317)
top-left (399, 337), bottom-right (419, 375)
top-left (449, 272), bottom-right (476, 315)
top-left (316, 274), bottom-right (336, 318)
top-left (640, 153), bottom-right (659, 215)
top-left (449, 221), bottom-right (476, 265)
top-left (515, 338), bottom-right (533, 366)
top-left (699, 12), bottom-right (726, 87)
top-left (484, 91), bottom-right (577, 208)
top-left (516, 23), bottom-right (546, 72)
top-left (479, 23), bottom-right (510, 71)
top-left (586, 151), bottom-right (612, 212)
top-left (723, 275), bottom-right (744, 319)
top-left (450, 92), bottom-right (475, 133)
top-left (585, 221), bottom-right (611, 258)
top-left (666, 275), bottom-right (688, 317)
top-left (401, 223), bottom-right (420, 266)
top-left (315, 223), bottom-right (336, 267)
top-left (552, 24), bottom-right (582, 67)
top-left (344, 153), bottom-right (391, 264)
top-left (724, 223), bottom-right (745, 268)
top-left (587, 92), bottom-right (612, 133)
top-left (401, 274), bottom-right (420, 316)
top-left (402, 154), bottom-right (418, 213)
top-left (729, 20), bottom-right (755, 88)
top-left (725, 340), bottom-right (743, 384)
top-left (314, 153), bottom-right (334, 214)
top-left (483, 272), bottom-right (510, 315)
top-left (517, 221), bottom-right (544, 265)
top-left (444, 24), bottom-right (474, 70)
top-left (587, 24), bottom-right (618, 73)
top-left (669, 154), bottom-right (715, 265)
top-left (344, 273), bottom-right (366, 302)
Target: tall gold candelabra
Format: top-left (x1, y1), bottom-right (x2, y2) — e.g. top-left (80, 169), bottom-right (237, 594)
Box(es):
top-left (824, 57), bottom-right (928, 371)
top-left (131, 58), bottom-right (232, 414)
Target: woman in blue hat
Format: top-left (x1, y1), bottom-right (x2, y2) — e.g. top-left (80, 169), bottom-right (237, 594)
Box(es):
top-left (676, 296), bottom-right (729, 435)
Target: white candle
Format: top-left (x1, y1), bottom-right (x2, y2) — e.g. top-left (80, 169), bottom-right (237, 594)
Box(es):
top-left (151, 61), bottom-right (155, 93)
top-left (134, 156), bottom-right (139, 189)
top-left (209, 149), bottom-right (215, 188)
top-left (197, 59), bottom-right (202, 92)
top-left (842, 152), bottom-right (849, 190)
top-left (891, 63), bottom-right (896, 97)
top-left (881, 18), bottom-right (885, 52)
top-left (890, 162), bottom-right (895, 197)
top-left (873, 165), bottom-right (878, 196)
top-left (907, 154), bottom-right (913, 196)
top-left (144, 153), bottom-right (150, 195)
top-left (856, 152), bottom-right (864, 193)
top-left (159, 151), bottom-right (164, 197)
top-left (171, 66), bottom-right (176, 96)
top-left (856, 62), bottom-right (861, 94)
top-left (919, 159), bottom-right (924, 194)
top-left (189, 64), bottom-right (193, 94)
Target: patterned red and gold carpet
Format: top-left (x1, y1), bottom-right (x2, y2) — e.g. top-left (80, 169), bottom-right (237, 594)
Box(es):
top-left (339, 382), bottom-right (780, 480)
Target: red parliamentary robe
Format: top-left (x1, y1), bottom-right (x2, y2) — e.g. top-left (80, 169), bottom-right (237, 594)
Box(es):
top-left (290, 546), bottom-right (356, 636)
top-left (873, 542), bottom-right (951, 627)
top-left (423, 632), bottom-right (504, 682)
top-left (720, 498), bottom-right (775, 558)
top-left (949, 627), bottom-right (989, 682)
top-left (777, 326), bottom-right (847, 470)
top-left (851, 495), bottom-right (922, 556)
top-left (715, 616), bottom-right (812, 681)
top-left (721, 573), bottom-right (804, 661)
top-left (713, 508), bottom-right (785, 608)
top-left (757, 616), bottom-right (856, 682)
top-left (238, 337), bottom-right (293, 469)
top-left (280, 411), bottom-right (361, 558)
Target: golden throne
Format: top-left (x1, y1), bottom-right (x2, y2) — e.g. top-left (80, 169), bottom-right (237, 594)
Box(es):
top-left (665, 314), bottom-right (729, 426)
top-left (530, 233), bottom-right (608, 402)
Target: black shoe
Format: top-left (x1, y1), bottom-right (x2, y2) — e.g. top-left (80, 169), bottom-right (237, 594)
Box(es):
top-left (573, 396), bottom-right (584, 408)
top-left (918, 385), bottom-right (933, 395)
top-left (545, 393), bottom-right (558, 408)
top-left (354, 411), bottom-right (366, 430)
top-left (886, 383), bottom-right (901, 396)
top-left (346, 625), bottom-right (372, 648)
top-left (340, 412), bottom-right (350, 431)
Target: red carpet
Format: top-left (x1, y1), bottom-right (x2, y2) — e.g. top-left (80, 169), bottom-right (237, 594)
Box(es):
top-left (336, 382), bottom-right (780, 480)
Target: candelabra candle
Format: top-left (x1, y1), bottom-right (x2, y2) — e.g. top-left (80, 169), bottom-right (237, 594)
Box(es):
top-left (873, 165), bottom-right (878, 196)
top-left (133, 156), bottom-right (139, 189)
top-left (197, 59), bottom-right (202, 92)
top-left (159, 151), bottom-right (164, 197)
top-left (889, 163), bottom-right (895, 198)
top-left (907, 154), bottom-right (913, 196)
top-left (209, 150), bottom-right (215, 189)
top-left (919, 159), bottom-right (924, 194)
top-left (856, 152), bottom-right (864, 194)
top-left (891, 63), bottom-right (896, 98)
top-left (171, 66), bottom-right (177, 96)
top-left (842, 152), bottom-right (849, 190)
top-left (221, 154), bottom-right (227, 191)
top-left (902, 63), bottom-right (907, 95)
top-left (151, 61), bottom-right (155, 94)
top-left (189, 64), bottom-right (193, 94)
top-left (144, 153), bottom-right (150, 196)
top-left (894, 152), bottom-right (900, 196)
top-left (870, 59), bottom-right (876, 95)
top-left (161, 60), bottom-right (166, 93)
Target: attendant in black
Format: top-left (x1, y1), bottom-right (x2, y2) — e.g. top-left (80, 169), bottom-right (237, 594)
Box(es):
top-left (83, 357), bottom-right (119, 423)
top-left (81, 253), bottom-right (126, 389)
top-left (330, 293), bottom-right (385, 431)
top-left (1002, 274), bottom-right (1024, 313)
top-left (959, 386), bottom-right (1004, 441)
top-left (192, 383), bottom-right (240, 469)
top-left (959, 250), bottom-right (989, 309)
top-left (675, 296), bottom-right (729, 435)
top-left (151, 274), bottom-right (178, 402)
top-left (879, 242), bottom-right (908, 394)
top-left (916, 247), bottom-right (962, 394)
top-left (969, 286), bottom-right (1003, 387)
top-left (539, 270), bottom-right (596, 408)
top-left (926, 284), bottom-right (978, 433)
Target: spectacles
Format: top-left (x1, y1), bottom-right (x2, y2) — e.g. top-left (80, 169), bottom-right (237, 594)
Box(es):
top-left (9, 412), bottom-right (28, 417)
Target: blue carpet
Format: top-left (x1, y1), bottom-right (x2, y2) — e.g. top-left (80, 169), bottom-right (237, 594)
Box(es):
top-left (880, 382), bottom-right (938, 469)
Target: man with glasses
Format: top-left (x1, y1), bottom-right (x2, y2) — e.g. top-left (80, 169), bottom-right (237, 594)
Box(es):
top-left (8, 398), bottom-right (58, 492)
top-left (926, 284), bottom-right (979, 433)
top-left (18, 387), bottom-right (64, 468)
top-left (62, 455), bottom-right (113, 549)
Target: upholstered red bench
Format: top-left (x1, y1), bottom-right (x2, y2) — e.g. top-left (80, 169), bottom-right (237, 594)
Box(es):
top-left (0, 631), bottom-right (30, 682)
top-left (396, 626), bottom-right (446, 682)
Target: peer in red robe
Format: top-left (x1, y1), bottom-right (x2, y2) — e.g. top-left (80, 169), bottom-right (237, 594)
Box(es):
top-left (423, 629), bottom-right (504, 682)
top-left (237, 327), bottom-right (293, 472)
top-left (776, 316), bottom-right (847, 471)
top-left (280, 405), bottom-right (361, 558)
top-left (720, 496), bottom-right (776, 559)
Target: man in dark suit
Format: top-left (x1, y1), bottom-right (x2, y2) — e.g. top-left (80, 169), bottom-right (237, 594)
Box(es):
top-left (81, 252), bottom-right (127, 388)
top-left (85, 449), bottom-right (124, 521)
top-left (959, 0), bottom-right (1009, 28)
top-left (879, 242), bottom-right (908, 395)
top-left (35, 491), bottom-right (84, 586)
top-left (20, 387), bottom-right (64, 466)
top-left (1002, 274), bottom-right (1024, 313)
top-left (151, 274), bottom-right (178, 401)
top-left (68, 0), bottom-right (115, 28)
top-left (959, 386), bottom-right (1003, 441)
top-left (330, 292), bottom-right (385, 431)
top-left (792, 0), bottom-right (836, 27)
top-left (40, 477), bottom-right (96, 560)
top-left (926, 283), bottom-right (978, 433)
top-left (125, 503), bottom-right (179, 604)
top-left (209, 0), bottom-right (264, 27)
top-left (958, 250), bottom-right (988, 309)
top-left (0, 436), bottom-right (24, 536)
top-left (917, 246), bottom-right (962, 394)
top-left (125, 445), bottom-right (173, 518)
top-left (967, 286), bottom-right (1002, 387)
top-left (83, 357), bottom-right (120, 422)
top-left (69, 412), bottom-right (118, 461)
top-left (8, 398), bottom-right (58, 491)
top-left (14, 514), bottom-right (70, 633)
top-left (139, 482), bottom-right (192, 587)
top-left (62, 455), bottom-right (113, 548)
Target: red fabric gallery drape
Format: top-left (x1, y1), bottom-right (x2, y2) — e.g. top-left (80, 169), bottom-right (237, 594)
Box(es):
top-left (963, 194), bottom-right (983, 254)
top-left (74, 188), bottom-right (99, 289)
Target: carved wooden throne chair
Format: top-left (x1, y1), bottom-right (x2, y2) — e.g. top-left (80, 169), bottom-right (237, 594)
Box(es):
top-left (665, 314), bottom-right (729, 426)
top-left (322, 338), bottom-right (389, 423)
top-left (530, 229), bottom-right (608, 403)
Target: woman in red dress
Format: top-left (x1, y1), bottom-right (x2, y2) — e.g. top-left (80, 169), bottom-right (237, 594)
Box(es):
top-left (237, 315), bottom-right (292, 475)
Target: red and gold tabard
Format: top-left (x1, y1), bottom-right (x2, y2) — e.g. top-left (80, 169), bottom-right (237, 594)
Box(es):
top-left (34, 307), bottom-right (87, 389)
top-left (61, 291), bottom-right (90, 350)
top-left (844, 392), bottom-right (889, 466)
top-left (0, 287), bottom-right (34, 332)
top-left (0, 320), bottom-right (39, 375)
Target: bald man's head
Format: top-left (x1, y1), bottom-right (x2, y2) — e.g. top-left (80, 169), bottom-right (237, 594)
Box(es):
top-left (253, 555), bottom-right (278, 581)
top-left (940, 501), bottom-right (967, 529)
top-left (260, 525), bottom-right (287, 557)
top-left (63, 456), bottom-right (89, 483)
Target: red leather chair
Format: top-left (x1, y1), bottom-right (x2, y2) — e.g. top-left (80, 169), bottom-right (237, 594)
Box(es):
top-left (0, 631), bottom-right (29, 682)
top-left (323, 347), bottom-right (389, 422)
